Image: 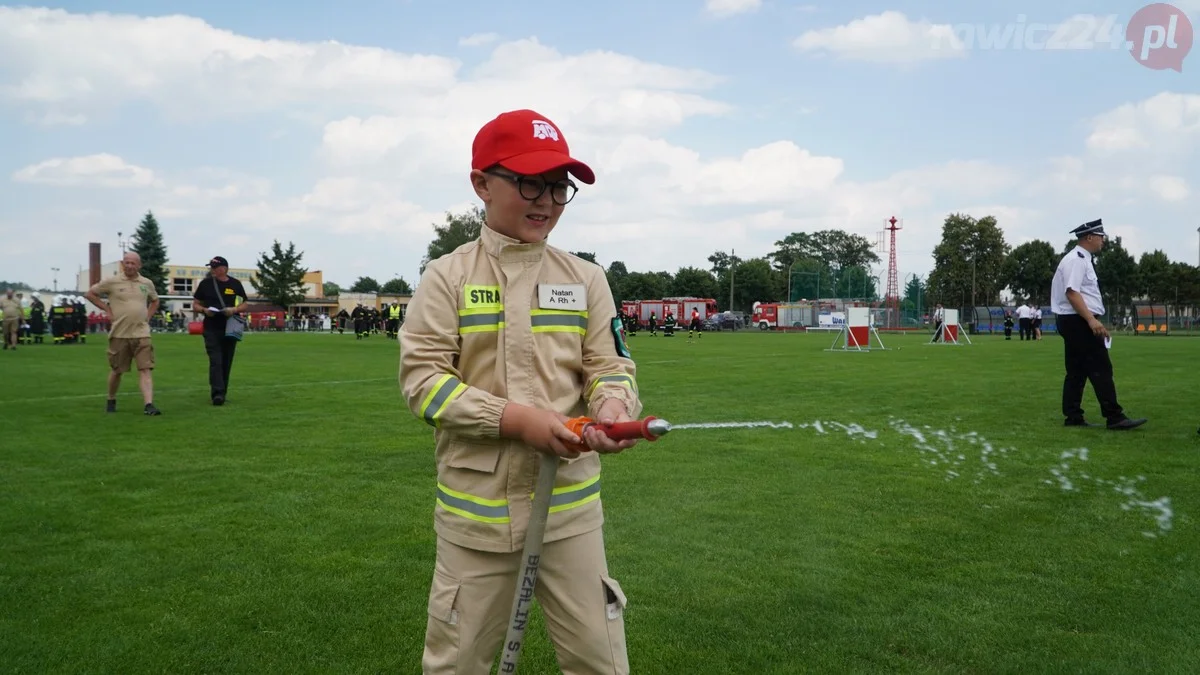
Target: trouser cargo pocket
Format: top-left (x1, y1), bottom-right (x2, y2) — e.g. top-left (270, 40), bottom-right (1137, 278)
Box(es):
top-left (422, 568), bottom-right (462, 673)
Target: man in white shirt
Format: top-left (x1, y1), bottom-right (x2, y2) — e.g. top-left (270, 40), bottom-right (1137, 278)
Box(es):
top-left (931, 303), bottom-right (945, 342)
top-left (1015, 301), bottom-right (1032, 341)
top-left (1051, 219), bottom-right (1145, 430)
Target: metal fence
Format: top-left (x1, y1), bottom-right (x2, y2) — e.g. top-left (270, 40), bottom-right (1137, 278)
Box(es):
top-left (961, 304), bottom-right (1200, 336)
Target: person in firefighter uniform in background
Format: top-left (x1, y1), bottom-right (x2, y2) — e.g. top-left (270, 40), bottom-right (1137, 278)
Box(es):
top-left (663, 309), bottom-right (676, 337)
top-left (688, 308), bottom-right (703, 341)
top-left (386, 302), bottom-right (402, 339)
top-left (351, 303), bottom-right (366, 339)
top-left (400, 108), bottom-right (642, 674)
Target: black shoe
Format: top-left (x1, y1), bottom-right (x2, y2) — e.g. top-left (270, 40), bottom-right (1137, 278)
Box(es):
top-left (1107, 417), bottom-right (1147, 430)
top-left (144, 403), bottom-right (162, 416)
top-left (1064, 418), bottom-right (1097, 427)
top-left (213, 395), bottom-right (225, 406)
top-left (106, 399), bottom-right (116, 413)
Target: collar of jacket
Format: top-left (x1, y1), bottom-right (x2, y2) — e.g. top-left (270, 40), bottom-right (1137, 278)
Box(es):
top-left (481, 222), bottom-right (548, 263)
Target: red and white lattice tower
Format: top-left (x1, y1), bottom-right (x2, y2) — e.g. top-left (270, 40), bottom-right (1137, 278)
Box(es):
top-left (885, 216), bottom-right (903, 328)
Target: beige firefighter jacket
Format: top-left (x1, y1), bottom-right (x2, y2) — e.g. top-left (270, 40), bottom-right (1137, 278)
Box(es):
top-left (400, 224), bottom-right (642, 553)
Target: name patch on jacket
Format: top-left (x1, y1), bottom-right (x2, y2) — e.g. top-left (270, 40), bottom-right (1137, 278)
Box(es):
top-left (538, 284), bottom-right (584, 310)
top-left (464, 285), bottom-right (502, 308)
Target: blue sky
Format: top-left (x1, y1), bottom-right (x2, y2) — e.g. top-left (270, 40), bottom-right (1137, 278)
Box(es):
top-left (2, 0), bottom-right (1197, 293)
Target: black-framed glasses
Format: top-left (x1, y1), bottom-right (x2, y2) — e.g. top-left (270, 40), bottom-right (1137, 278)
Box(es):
top-left (485, 169), bottom-right (577, 205)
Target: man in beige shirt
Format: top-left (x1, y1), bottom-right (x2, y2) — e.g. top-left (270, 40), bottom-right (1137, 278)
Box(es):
top-left (85, 252), bottom-right (163, 415)
top-left (0, 289), bottom-right (23, 351)
top-left (1, 289), bottom-right (22, 350)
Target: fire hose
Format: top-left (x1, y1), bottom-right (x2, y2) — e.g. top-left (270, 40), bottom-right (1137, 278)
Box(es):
top-left (498, 416), bottom-right (671, 673)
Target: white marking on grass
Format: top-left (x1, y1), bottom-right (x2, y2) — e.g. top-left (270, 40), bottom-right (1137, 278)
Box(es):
top-left (6, 378), bottom-right (394, 404)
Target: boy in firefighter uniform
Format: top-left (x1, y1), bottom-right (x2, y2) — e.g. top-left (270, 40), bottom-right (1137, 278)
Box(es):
top-left (400, 109), bottom-right (642, 674)
top-left (663, 310), bottom-right (676, 336)
top-left (1003, 311), bottom-right (1014, 340)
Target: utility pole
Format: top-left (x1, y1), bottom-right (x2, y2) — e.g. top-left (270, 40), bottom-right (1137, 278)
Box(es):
top-left (971, 256), bottom-right (976, 308)
top-left (51, 267), bottom-right (60, 293)
top-left (728, 248), bottom-right (735, 312)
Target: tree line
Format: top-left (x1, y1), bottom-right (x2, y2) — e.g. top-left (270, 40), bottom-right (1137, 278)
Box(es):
top-left (108, 207), bottom-right (1199, 317)
top-left (111, 210), bottom-right (415, 309)
top-left (420, 206), bottom-right (885, 314)
top-left (926, 213), bottom-right (1200, 314)
top-left (419, 207), bottom-right (1200, 316)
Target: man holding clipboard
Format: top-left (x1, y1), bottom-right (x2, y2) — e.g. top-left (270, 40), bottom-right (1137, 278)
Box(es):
top-left (1051, 220), bottom-right (1145, 430)
top-left (192, 256), bottom-right (248, 406)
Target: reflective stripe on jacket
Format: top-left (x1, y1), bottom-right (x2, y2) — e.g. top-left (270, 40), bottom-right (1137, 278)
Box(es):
top-left (400, 225), bottom-right (641, 553)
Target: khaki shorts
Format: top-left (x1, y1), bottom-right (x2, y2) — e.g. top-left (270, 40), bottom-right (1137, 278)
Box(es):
top-left (108, 337), bottom-right (155, 373)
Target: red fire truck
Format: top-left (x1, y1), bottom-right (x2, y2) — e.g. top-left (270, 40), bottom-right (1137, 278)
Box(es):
top-left (621, 298), bottom-right (718, 329)
top-left (751, 302), bottom-right (814, 331)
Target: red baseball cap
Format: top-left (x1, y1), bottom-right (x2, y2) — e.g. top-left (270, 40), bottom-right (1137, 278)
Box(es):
top-left (471, 109), bottom-right (595, 185)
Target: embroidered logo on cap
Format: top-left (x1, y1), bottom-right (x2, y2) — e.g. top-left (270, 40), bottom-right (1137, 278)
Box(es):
top-left (532, 120), bottom-right (559, 141)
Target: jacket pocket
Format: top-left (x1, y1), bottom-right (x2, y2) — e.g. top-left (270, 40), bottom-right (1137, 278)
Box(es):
top-left (446, 439), bottom-right (503, 474)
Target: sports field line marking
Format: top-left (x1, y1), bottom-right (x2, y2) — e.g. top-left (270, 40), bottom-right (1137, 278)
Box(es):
top-left (642, 352), bottom-right (787, 365)
top-left (5, 377), bottom-right (394, 404)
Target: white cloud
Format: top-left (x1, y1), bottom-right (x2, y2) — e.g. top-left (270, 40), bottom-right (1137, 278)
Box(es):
top-left (705, 0), bottom-right (762, 18)
top-left (0, 7), bottom-right (1195, 293)
top-left (12, 153), bottom-right (159, 188)
top-left (23, 110), bottom-right (86, 126)
top-left (0, 7), bottom-right (461, 120)
top-left (792, 11), bottom-right (965, 63)
top-left (316, 38), bottom-right (730, 172)
top-left (1085, 92), bottom-right (1200, 153)
top-left (1148, 175), bottom-right (1189, 202)
top-left (459, 32), bottom-right (499, 47)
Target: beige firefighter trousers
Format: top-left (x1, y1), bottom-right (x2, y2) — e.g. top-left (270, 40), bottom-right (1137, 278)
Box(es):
top-left (422, 528), bottom-right (629, 674)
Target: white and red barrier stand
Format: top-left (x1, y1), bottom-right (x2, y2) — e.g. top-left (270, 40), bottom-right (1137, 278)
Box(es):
top-left (929, 308), bottom-right (972, 346)
top-left (826, 307), bottom-right (887, 352)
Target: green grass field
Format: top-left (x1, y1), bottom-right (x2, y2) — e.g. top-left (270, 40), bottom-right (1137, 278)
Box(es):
top-left (2, 329), bottom-right (1197, 674)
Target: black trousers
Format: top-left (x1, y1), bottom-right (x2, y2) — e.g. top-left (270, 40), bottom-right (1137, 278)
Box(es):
top-left (1018, 318), bottom-right (1031, 340)
top-left (203, 330), bottom-right (238, 399)
top-left (1057, 314), bottom-right (1123, 422)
